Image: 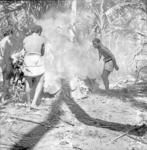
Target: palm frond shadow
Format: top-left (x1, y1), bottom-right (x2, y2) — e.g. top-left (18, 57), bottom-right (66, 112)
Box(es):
top-left (10, 80), bottom-right (147, 150)
top-left (63, 93), bottom-right (147, 137)
top-left (10, 92), bottom-right (63, 150)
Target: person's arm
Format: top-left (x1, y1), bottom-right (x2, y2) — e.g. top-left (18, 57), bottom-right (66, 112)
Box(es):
top-left (98, 50), bottom-right (102, 61)
top-left (22, 38), bottom-right (26, 52)
top-left (41, 37), bottom-right (46, 56)
top-left (103, 46), bottom-right (119, 70)
top-left (41, 43), bottom-right (45, 56)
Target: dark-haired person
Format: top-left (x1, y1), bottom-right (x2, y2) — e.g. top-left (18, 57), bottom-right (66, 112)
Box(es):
top-left (92, 38), bottom-right (119, 90)
top-left (0, 28), bottom-right (26, 103)
top-left (23, 25), bottom-right (45, 109)
top-left (0, 29), bottom-right (13, 102)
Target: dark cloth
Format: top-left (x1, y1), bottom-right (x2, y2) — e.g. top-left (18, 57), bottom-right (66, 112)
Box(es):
top-left (2, 32), bottom-right (25, 81)
top-left (104, 58), bottom-right (112, 63)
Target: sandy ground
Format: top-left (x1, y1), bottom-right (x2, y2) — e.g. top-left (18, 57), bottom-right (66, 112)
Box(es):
top-left (0, 79), bottom-right (147, 150)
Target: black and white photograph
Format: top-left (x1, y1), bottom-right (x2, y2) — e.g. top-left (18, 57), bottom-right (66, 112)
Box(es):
top-left (0, 0), bottom-right (147, 149)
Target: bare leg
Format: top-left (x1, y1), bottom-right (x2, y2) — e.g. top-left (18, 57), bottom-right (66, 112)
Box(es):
top-left (25, 76), bottom-right (32, 106)
top-left (1, 70), bottom-right (11, 103)
top-left (31, 74), bottom-right (44, 108)
top-left (1, 80), bottom-right (10, 103)
top-left (101, 70), bottom-right (111, 90)
top-left (86, 78), bottom-right (96, 92)
top-left (1, 60), bottom-right (14, 103)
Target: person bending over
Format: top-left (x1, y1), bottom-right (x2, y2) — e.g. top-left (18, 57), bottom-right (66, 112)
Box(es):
top-left (92, 38), bottom-right (119, 90)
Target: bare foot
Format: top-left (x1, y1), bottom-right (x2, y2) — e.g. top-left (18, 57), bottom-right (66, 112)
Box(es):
top-left (30, 104), bottom-right (40, 110)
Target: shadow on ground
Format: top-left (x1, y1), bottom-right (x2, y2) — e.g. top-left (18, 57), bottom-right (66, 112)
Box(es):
top-left (10, 80), bottom-right (147, 150)
top-left (92, 81), bottom-right (147, 111)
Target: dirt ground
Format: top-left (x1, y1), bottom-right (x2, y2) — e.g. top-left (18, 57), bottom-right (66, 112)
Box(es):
top-left (0, 79), bottom-right (147, 150)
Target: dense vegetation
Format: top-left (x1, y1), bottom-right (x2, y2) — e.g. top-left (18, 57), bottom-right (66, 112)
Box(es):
top-left (0, 0), bottom-right (147, 80)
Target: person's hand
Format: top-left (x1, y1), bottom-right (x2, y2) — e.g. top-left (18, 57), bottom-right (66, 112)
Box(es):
top-left (115, 65), bottom-right (119, 71)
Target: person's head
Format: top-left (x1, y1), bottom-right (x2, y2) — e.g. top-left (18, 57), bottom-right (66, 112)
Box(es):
top-left (92, 38), bottom-right (101, 48)
top-left (31, 25), bottom-right (42, 35)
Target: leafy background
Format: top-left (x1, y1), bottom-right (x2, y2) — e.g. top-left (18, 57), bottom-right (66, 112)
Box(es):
top-left (0, 0), bottom-right (147, 83)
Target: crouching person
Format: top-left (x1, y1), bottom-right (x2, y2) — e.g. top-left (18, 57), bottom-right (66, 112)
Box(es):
top-left (23, 25), bottom-right (45, 109)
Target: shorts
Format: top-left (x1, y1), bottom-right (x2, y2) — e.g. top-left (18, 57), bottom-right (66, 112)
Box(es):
top-left (104, 60), bottom-right (114, 72)
top-left (23, 54), bottom-right (45, 77)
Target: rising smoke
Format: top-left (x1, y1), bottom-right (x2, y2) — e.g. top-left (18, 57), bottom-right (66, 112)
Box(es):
top-left (34, 8), bottom-right (101, 93)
